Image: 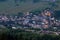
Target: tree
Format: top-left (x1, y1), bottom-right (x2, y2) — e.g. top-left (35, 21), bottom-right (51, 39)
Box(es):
top-left (0, 0), bottom-right (6, 2)
top-left (33, 0), bottom-right (40, 3)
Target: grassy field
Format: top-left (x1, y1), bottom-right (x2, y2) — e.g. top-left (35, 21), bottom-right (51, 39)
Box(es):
top-left (0, 0), bottom-right (60, 15)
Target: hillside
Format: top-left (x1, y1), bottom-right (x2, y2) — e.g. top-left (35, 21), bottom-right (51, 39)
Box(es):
top-left (0, 0), bottom-right (60, 14)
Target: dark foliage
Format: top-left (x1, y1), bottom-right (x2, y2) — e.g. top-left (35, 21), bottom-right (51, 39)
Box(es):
top-left (33, 0), bottom-right (40, 3)
top-left (0, 0), bottom-right (6, 2)
top-left (54, 10), bottom-right (60, 19)
top-left (0, 29), bottom-right (60, 40)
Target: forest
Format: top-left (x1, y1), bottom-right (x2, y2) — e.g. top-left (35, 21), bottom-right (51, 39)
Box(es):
top-left (0, 28), bottom-right (60, 40)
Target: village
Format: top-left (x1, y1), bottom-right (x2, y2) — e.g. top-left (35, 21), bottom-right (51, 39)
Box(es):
top-left (1, 0), bottom-right (60, 40)
top-left (0, 8), bottom-right (60, 30)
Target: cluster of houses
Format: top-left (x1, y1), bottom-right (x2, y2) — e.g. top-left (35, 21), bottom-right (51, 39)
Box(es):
top-left (0, 8), bottom-right (60, 29)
